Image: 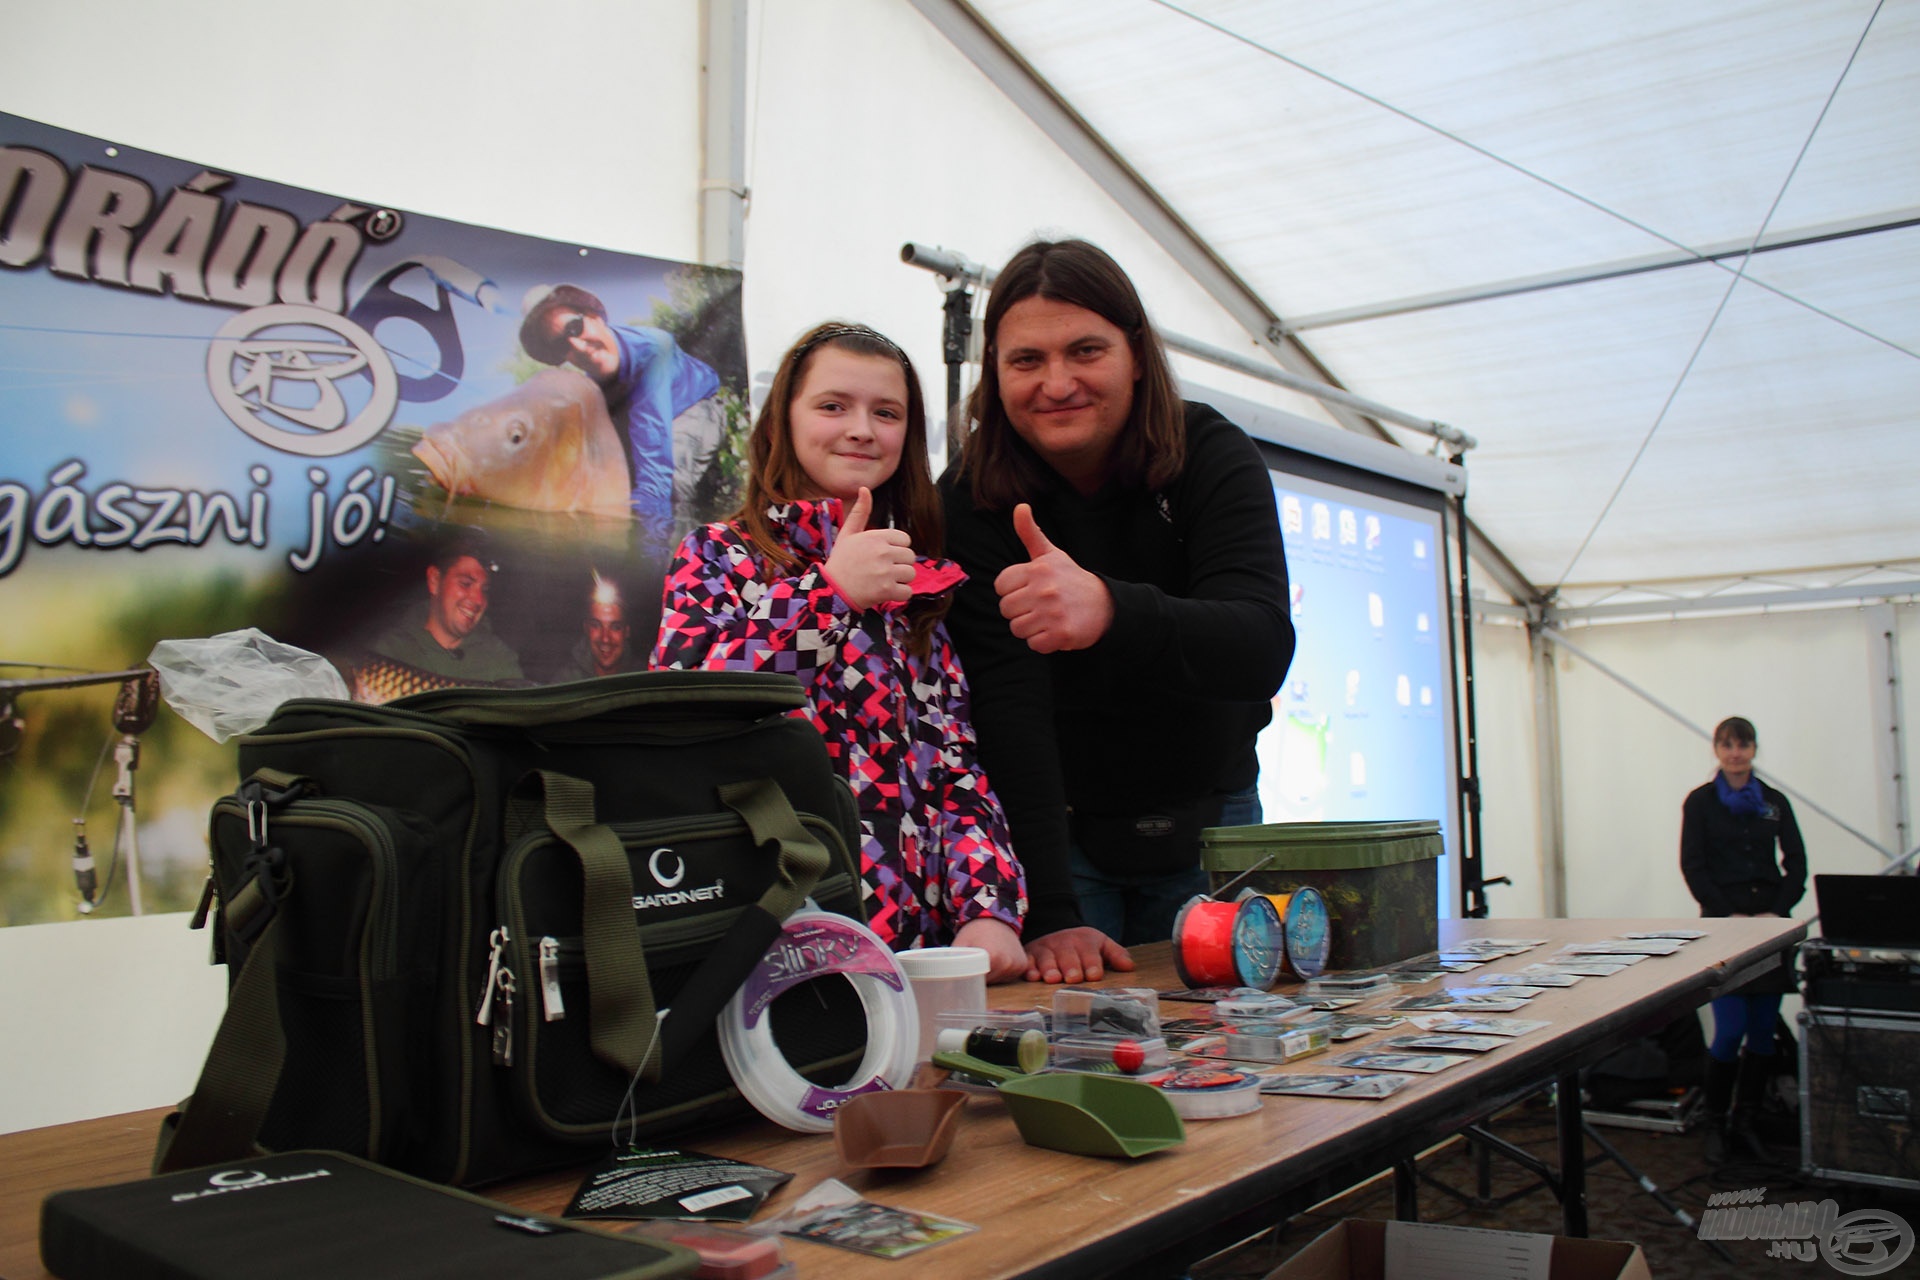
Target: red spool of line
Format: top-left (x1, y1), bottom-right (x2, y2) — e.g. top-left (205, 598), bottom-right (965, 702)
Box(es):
top-left (1172, 896), bottom-right (1240, 988)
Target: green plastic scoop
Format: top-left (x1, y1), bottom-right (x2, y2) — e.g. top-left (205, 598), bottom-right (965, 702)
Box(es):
top-left (930, 1051), bottom-right (1185, 1159)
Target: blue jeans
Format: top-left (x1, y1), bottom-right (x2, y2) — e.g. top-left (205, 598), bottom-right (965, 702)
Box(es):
top-left (1070, 785), bottom-right (1262, 946)
top-left (1708, 993), bottom-right (1782, 1060)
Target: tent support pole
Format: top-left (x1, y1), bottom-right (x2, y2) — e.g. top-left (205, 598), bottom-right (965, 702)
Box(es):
top-left (1529, 615), bottom-right (1568, 915)
top-left (699, 0), bottom-right (748, 270)
top-left (1450, 483), bottom-right (1493, 916)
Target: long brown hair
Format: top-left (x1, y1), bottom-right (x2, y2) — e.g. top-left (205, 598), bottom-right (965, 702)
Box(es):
top-left (734, 322), bottom-right (948, 655)
top-left (960, 238), bottom-right (1186, 510)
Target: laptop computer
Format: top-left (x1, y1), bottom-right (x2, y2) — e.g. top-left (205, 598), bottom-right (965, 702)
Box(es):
top-left (1814, 874), bottom-right (1920, 949)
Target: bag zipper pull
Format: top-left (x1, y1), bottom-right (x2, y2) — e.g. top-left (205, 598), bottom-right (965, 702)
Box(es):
top-left (190, 875), bottom-right (217, 930)
top-left (539, 936), bottom-right (566, 1022)
top-left (491, 968), bottom-right (517, 1066)
top-left (476, 925), bottom-right (509, 1026)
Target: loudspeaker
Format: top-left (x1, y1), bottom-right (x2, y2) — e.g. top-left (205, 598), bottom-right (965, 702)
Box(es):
top-left (1800, 1008), bottom-right (1920, 1191)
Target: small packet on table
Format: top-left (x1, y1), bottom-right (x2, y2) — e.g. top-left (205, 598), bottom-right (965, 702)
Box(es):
top-left (751, 1178), bottom-right (975, 1259)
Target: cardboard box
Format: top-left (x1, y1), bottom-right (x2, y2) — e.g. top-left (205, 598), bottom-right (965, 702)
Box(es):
top-left (1262, 1219), bottom-right (1652, 1280)
top-left (1200, 820), bottom-right (1441, 971)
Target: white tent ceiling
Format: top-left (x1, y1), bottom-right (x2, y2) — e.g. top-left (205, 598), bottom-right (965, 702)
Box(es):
top-left (950, 0), bottom-right (1920, 606)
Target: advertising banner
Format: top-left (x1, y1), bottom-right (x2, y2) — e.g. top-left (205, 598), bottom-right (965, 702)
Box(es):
top-left (0, 112), bottom-right (749, 926)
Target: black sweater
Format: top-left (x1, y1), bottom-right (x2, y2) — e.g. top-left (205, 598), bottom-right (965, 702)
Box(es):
top-left (940, 402), bottom-right (1295, 938)
top-left (1679, 777), bottom-right (1807, 918)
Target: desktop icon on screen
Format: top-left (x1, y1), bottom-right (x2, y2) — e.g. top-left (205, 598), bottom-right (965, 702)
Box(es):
top-left (1312, 503), bottom-right (1331, 541)
top-left (1281, 495), bottom-right (1303, 534)
top-left (1396, 675), bottom-right (1411, 707)
top-left (1364, 515), bottom-right (1381, 550)
top-left (1339, 509), bottom-right (1357, 545)
top-left (1368, 593), bottom-right (1384, 628)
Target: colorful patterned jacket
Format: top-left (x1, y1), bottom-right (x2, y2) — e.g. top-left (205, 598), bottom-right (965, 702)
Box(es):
top-left (652, 498), bottom-right (1026, 949)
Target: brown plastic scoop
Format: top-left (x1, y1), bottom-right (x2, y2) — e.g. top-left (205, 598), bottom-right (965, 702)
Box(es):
top-left (833, 1088), bottom-right (968, 1169)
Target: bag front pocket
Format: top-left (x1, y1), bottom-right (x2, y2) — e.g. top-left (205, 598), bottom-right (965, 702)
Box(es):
top-left (208, 796), bottom-right (440, 1161)
top-left (493, 811), bottom-right (865, 1142)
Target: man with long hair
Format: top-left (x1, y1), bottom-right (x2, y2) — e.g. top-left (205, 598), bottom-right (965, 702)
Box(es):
top-left (940, 239), bottom-right (1294, 983)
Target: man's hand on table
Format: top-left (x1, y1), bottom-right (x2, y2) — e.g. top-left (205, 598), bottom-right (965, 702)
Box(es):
top-left (1023, 926), bottom-right (1134, 985)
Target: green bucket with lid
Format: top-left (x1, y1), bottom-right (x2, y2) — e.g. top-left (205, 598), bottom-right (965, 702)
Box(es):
top-left (1199, 821), bottom-right (1442, 972)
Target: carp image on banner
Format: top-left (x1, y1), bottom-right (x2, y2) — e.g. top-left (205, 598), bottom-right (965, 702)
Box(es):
top-left (412, 369), bottom-right (631, 519)
top-left (351, 655), bottom-right (490, 705)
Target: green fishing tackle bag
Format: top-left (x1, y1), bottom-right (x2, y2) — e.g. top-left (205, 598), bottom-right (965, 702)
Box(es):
top-left (156, 670), bottom-right (868, 1186)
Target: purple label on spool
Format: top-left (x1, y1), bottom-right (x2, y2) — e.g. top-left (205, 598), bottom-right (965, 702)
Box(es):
top-left (797, 1077), bottom-right (894, 1121)
top-left (737, 914), bottom-right (904, 1029)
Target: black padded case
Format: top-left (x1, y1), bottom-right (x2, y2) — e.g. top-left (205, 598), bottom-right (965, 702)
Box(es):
top-left (41, 1150), bottom-right (696, 1280)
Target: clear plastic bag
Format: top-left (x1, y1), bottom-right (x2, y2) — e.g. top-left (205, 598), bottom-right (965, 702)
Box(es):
top-left (148, 628), bottom-right (349, 742)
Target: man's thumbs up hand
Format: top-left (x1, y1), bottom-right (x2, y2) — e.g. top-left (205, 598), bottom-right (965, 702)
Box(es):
top-left (992, 503), bottom-right (1114, 653)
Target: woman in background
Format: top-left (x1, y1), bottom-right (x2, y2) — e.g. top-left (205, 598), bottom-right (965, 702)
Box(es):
top-left (1679, 715), bottom-right (1806, 1163)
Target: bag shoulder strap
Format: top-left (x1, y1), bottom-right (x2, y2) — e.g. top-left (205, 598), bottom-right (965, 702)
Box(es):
top-left (153, 899), bottom-right (287, 1173)
top-left (512, 771), bottom-right (832, 1082)
top-left (657, 778), bottom-right (831, 1071)
top-left (508, 771), bottom-right (661, 1079)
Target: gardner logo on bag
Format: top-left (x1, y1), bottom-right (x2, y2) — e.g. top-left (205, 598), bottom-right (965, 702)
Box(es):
top-left (631, 844), bottom-right (725, 914)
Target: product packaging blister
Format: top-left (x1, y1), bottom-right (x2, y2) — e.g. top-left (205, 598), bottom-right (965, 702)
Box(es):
top-left (932, 1009), bottom-right (1049, 1087)
top-left (1050, 1034), bottom-right (1172, 1075)
top-left (1051, 986), bottom-right (1161, 1039)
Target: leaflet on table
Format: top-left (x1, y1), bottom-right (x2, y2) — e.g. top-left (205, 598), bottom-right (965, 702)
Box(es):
top-left (1257, 1070), bottom-right (1416, 1099)
top-left (1480, 971), bottom-right (1579, 987)
top-left (1524, 959), bottom-right (1632, 977)
top-left (1328, 1050), bottom-right (1466, 1074)
top-left (1327, 1013), bottom-right (1405, 1040)
top-left (1441, 984), bottom-right (1546, 1000)
top-left (1383, 1033), bottom-right (1507, 1053)
top-left (1406, 1015), bottom-right (1550, 1037)
top-left (1625, 929), bottom-right (1705, 940)
top-left (1391, 993), bottom-right (1529, 1013)
top-left (1561, 939), bottom-right (1685, 956)
top-left (1389, 952), bottom-right (1489, 972)
top-left (563, 1148), bottom-right (793, 1222)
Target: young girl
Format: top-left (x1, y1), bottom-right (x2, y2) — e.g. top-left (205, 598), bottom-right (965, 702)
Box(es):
top-left (652, 322), bottom-right (1027, 981)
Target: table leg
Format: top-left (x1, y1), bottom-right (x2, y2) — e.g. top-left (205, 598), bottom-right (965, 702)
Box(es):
top-left (1556, 1068), bottom-right (1588, 1237)
top-left (1393, 1159), bottom-right (1419, 1221)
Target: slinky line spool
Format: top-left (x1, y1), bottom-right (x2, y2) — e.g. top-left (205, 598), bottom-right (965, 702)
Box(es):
top-left (718, 910), bottom-right (918, 1133)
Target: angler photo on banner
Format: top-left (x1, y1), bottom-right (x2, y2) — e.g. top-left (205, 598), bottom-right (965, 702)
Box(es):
top-left (0, 111), bottom-right (750, 927)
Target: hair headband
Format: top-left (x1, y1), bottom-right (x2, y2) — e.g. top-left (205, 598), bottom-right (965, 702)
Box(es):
top-left (793, 322), bottom-right (909, 368)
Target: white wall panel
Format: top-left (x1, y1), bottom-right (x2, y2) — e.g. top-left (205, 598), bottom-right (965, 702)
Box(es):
top-left (0, 0), bottom-right (706, 261)
top-left (1556, 610), bottom-right (1890, 925)
top-left (1467, 618), bottom-right (1546, 919)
